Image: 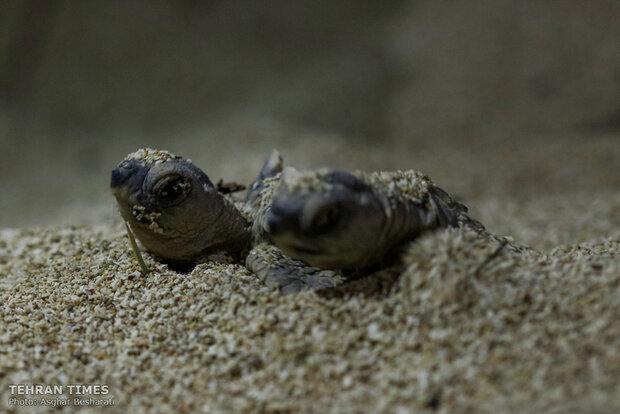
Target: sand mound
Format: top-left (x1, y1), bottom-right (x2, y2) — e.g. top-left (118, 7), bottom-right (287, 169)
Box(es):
top-left (1, 218), bottom-right (618, 413)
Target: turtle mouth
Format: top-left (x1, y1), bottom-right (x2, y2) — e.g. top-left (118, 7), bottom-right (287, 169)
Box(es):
top-left (111, 160), bottom-right (148, 207)
top-left (111, 186), bottom-right (133, 203)
top-left (111, 186), bottom-right (143, 214)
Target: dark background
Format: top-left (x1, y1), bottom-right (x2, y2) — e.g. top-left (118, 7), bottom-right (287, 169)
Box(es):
top-left (1, 0), bottom-right (618, 229)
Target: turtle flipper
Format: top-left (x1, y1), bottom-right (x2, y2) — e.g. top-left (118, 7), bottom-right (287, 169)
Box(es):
top-left (246, 243), bottom-right (344, 294)
top-left (246, 150), bottom-right (283, 201)
top-left (428, 186), bottom-right (485, 231)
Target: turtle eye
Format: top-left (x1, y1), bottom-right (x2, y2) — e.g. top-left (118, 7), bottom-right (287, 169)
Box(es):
top-left (311, 203), bottom-right (341, 230)
top-left (152, 175), bottom-right (191, 207)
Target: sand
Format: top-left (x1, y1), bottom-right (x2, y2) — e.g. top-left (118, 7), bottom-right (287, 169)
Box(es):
top-left (0, 124), bottom-right (619, 413)
top-left (1, 180), bottom-right (619, 413)
top-left (2, 2), bottom-right (620, 410)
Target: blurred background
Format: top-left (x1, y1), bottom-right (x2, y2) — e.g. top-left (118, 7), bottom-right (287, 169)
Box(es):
top-left (1, 0), bottom-right (618, 247)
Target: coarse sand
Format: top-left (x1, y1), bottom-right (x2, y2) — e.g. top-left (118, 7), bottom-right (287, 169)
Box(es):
top-left (1, 186), bottom-right (619, 413)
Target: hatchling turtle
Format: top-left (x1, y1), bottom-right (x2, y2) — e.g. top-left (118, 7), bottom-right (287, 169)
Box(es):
top-left (262, 168), bottom-right (485, 271)
top-left (110, 148), bottom-right (250, 268)
top-left (110, 148), bottom-right (343, 293)
top-left (243, 166), bottom-right (490, 296)
top-left (111, 148), bottom-right (493, 295)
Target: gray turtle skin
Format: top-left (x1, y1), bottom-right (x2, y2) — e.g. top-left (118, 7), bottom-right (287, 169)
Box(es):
top-left (245, 167), bottom-right (486, 291)
top-left (257, 169), bottom-right (533, 280)
top-left (110, 149), bottom-right (250, 268)
top-left (110, 148), bottom-right (492, 295)
top-left (252, 167), bottom-right (532, 295)
top-left (110, 148), bottom-right (341, 293)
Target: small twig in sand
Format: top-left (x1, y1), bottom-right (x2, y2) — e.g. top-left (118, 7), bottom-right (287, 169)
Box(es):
top-left (473, 239), bottom-right (509, 277)
top-left (124, 221), bottom-right (150, 276)
top-left (469, 239), bottom-right (508, 295)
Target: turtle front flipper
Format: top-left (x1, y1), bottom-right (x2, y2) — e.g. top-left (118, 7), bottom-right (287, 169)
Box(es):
top-left (246, 243), bottom-right (344, 294)
top-left (246, 150), bottom-right (283, 202)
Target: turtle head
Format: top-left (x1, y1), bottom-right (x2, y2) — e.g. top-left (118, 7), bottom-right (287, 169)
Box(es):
top-left (267, 169), bottom-right (386, 270)
top-left (111, 148), bottom-right (245, 266)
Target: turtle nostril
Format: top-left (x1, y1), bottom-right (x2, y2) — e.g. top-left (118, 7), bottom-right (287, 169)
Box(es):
top-left (110, 168), bottom-right (126, 188)
top-left (110, 160), bottom-right (146, 190)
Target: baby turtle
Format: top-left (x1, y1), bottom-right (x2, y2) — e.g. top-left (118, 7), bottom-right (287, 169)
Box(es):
top-left (110, 148), bottom-right (342, 293)
top-left (111, 148), bottom-right (497, 295)
top-left (263, 168), bottom-right (483, 271)
top-left (244, 167), bottom-right (487, 295)
top-left (110, 148), bottom-right (250, 268)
